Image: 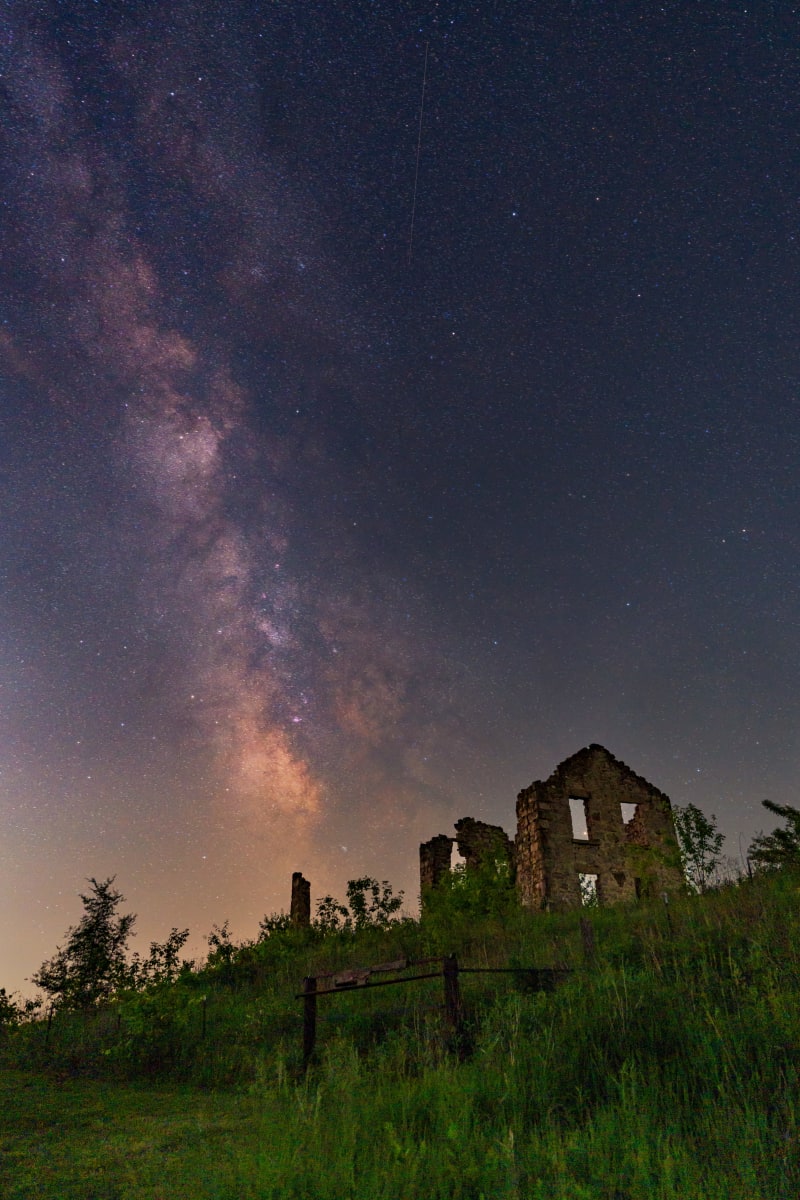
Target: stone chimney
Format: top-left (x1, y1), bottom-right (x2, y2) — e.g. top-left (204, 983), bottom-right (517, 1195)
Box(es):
top-left (290, 871), bottom-right (311, 927)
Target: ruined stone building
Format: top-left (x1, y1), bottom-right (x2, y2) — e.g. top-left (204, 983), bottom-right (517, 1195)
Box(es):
top-left (420, 744), bottom-right (684, 911)
top-left (420, 817), bottom-right (515, 891)
top-left (514, 744), bottom-right (684, 908)
top-left (290, 872), bottom-right (311, 926)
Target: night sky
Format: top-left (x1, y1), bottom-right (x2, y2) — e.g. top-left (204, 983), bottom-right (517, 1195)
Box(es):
top-left (3, 1), bottom-right (799, 995)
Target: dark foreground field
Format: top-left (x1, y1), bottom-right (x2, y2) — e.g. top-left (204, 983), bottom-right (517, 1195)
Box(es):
top-left (2, 870), bottom-right (799, 1198)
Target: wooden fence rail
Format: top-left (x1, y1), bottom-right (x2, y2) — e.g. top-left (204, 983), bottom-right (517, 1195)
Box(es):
top-left (296, 955), bottom-right (570, 1070)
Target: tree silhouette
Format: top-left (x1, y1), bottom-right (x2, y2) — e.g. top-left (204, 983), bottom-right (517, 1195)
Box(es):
top-left (313, 878), bottom-right (404, 931)
top-left (32, 877), bottom-right (136, 1010)
top-left (749, 800), bottom-right (800, 871)
top-left (672, 804), bottom-right (725, 892)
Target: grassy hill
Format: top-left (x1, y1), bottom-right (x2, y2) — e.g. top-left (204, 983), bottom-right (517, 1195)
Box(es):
top-left (2, 868), bottom-right (799, 1198)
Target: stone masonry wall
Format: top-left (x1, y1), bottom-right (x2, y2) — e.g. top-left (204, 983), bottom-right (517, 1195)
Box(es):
top-left (419, 818), bottom-right (516, 897)
top-left (454, 817), bottom-right (515, 875)
top-left (515, 744), bottom-right (684, 910)
top-left (419, 834), bottom-right (455, 892)
top-left (290, 871), bottom-right (311, 927)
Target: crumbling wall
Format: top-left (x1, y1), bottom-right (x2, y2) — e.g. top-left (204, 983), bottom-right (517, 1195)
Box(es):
top-left (454, 817), bottom-right (515, 875)
top-left (515, 744), bottom-right (684, 911)
top-left (419, 818), bottom-right (515, 896)
top-left (419, 834), bottom-right (454, 892)
top-left (290, 871), bottom-right (311, 927)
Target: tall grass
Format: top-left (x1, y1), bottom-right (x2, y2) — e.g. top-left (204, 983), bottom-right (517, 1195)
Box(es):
top-left (3, 869), bottom-right (799, 1197)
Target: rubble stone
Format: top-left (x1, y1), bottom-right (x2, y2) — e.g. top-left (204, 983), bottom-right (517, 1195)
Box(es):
top-left (419, 744), bottom-right (684, 911)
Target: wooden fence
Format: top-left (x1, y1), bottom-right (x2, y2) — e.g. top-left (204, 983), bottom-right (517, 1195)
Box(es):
top-left (297, 954), bottom-right (570, 1069)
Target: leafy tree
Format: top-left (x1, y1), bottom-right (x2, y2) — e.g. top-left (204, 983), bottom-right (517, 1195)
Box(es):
top-left (672, 804), bottom-right (725, 893)
top-left (257, 912), bottom-right (292, 938)
top-left (313, 878), bottom-right (404, 932)
top-left (345, 877), bottom-right (404, 929)
top-left (313, 894), bottom-right (352, 932)
top-left (749, 800), bottom-right (800, 871)
top-left (32, 877), bottom-right (136, 1010)
top-left (206, 920), bottom-right (235, 965)
top-left (0, 988), bottom-right (40, 1027)
top-left (130, 927), bottom-right (191, 988)
top-left (421, 858), bottom-right (518, 924)
top-left (0, 989), bottom-right (19, 1027)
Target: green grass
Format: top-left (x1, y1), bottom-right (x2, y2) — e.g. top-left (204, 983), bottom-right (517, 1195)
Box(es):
top-left (2, 1050), bottom-right (795, 1198)
top-left (0, 1069), bottom-right (261, 1199)
top-left (2, 869), bottom-right (800, 1197)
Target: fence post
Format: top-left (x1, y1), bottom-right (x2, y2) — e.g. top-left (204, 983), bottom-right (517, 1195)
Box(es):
top-left (443, 954), bottom-right (468, 1058)
top-left (302, 975), bottom-right (317, 1071)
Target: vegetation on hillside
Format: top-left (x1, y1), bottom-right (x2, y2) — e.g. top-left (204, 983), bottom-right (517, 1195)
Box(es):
top-left (750, 798), bottom-right (800, 871)
top-left (671, 803), bottom-right (725, 891)
top-left (2, 807), bottom-right (800, 1196)
top-left (1, 863), bottom-right (799, 1195)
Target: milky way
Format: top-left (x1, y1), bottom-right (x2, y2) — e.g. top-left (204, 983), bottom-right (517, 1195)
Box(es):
top-left (0, 3), bottom-right (476, 985)
top-left (3, 2), bottom-right (800, 992)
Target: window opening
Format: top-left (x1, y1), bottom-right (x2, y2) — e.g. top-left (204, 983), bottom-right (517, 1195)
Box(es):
top-left (579, 873), bottom-right (599, 906)
top-left (450, 843), bottom-right (466, 870)
top-left (569, 797), bottom-right (589, 840)
top-left (620, 802), bottom-right (637, 825)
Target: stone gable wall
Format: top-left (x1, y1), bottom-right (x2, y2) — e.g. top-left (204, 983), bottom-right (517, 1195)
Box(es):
top-left (420, 744), bottom-right (684, 911)
top-left (515, 744), bottom-right (684, 910)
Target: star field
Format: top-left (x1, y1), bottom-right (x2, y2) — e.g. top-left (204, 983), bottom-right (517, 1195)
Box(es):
top-left (2, 1), bottom-right (800, 993)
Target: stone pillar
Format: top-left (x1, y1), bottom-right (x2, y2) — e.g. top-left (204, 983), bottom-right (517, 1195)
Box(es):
top-left (420, 835), bottom-right (454, 893)
top-left (290, 872), bottom-right (311, 927)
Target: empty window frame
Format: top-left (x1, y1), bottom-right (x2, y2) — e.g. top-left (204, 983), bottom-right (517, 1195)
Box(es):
top-left (569, 797), bottom-right (589, 840)
top-left (579, 873), bottom-right (599, 906)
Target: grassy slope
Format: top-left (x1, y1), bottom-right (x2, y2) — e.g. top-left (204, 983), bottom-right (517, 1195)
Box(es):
top-left (2, 870), bottom-right (799, 1198)
top-left (0, 1071), bottom-right (255, 1199)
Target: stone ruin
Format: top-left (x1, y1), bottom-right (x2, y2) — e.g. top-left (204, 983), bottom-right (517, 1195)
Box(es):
top-left (420, 744), bottom-right (684, 911)
top-left (290, 871), bottom-right (311, 927)
top-left (419, 817), bottom-right (515, 891)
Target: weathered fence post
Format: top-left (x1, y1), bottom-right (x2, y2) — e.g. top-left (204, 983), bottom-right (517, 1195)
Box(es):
top-left (295, 956), bottom-right (568, 1063)
top-left (302, 975), bottom-right (317, 1071)
top-left (443, 954), bottom-right (468, 1058)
